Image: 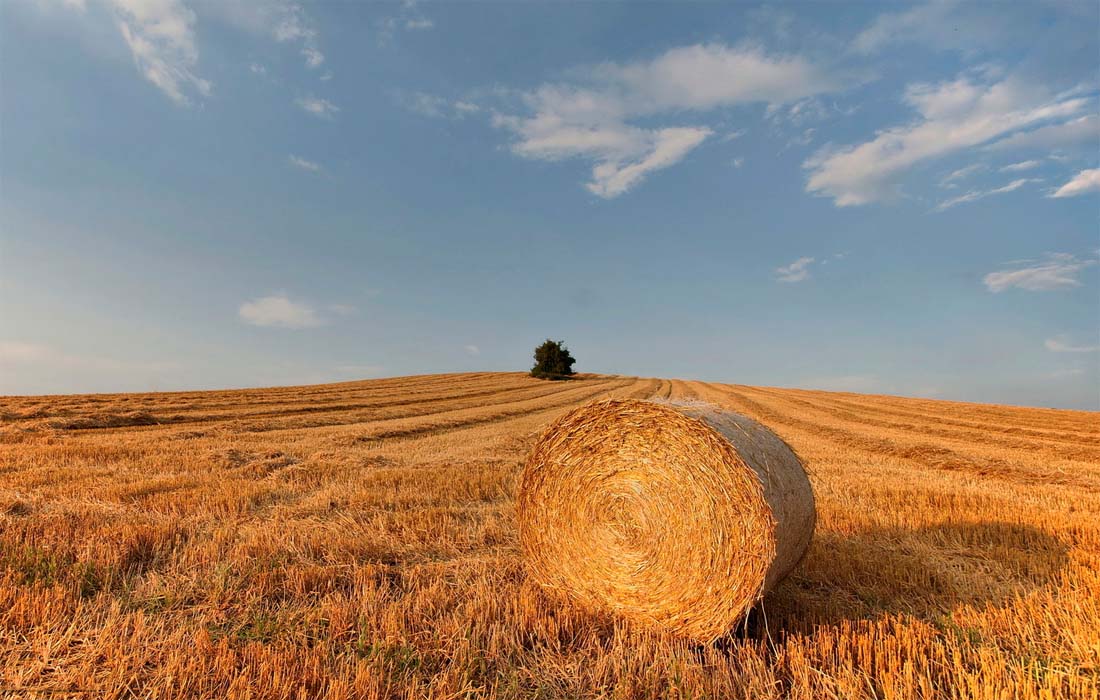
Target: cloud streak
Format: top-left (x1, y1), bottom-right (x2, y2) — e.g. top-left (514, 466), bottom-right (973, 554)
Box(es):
top-left (1045, 336), bottom-right (1099, 353)
top-left (296, 96), bottom-right (339, 118)
top-left (775, 256), bottom-right (815, 283)
top-left (288, 155), bottom-right (322, 173)
top-left (112, 0), bottom-right (211, 104)
top-left (804, 76), bottom-right (1088, 206)
top-left (934, 177), bottom-right (1041, 211)
top-left (983, 252), bottom-right (1096, 292)
top-left (239, 294), bottom-right (324, 328)
top-left (1000, 159), bottom-right (1041, 172)
top-left (1050, 169), bottom-right (1100, 198)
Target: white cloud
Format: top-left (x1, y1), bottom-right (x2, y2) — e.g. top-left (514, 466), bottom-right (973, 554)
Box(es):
top-left (111, 0), bottom-right (212, 105)
top-left (302, 46), bottom-right (324, 68)
top-left (852, 2), bottom-right (955, 54)
top-left (464, 345), bottom-right (480, 356)
top-left (586, 127), bottom-right (713, 198)
top-left (1045, 336), bottom-right (1099, 353)
top-left (985, 114), bottom-right (1099, 152)
top-left (239, 294), bottom-right (323, 328)
top-left (1050, 169), bottom-right (1100, 198)
top-left (775, 256), bottom-right (815, 283)
top-left (939, 163), bottom-right (986, 187)
top-left (288, 155), bottom-right (322, 173)
top-left (852, 1), bottom-right (1026, 55)
top-left (934, 177), bottom-right (1041, 211)
top-left (399, 93), bottom-right (482, 120)
top-left (270, 2), bottom-right (323, 68)
top-left (732, 157), bottom-right (745, 168)
top-left (983, 252), bottom-right (1097, 292)
top-left (495, 43), bottom-right (838, 197)
top-left (55, 1), bottom-right (330, 100)
top-left (296, 96), bottom-right (339, 118)
top-left (376, 2), bottom-right (434, 44)
top-left (805, 76), bottom-right (1088, 206)
top-left (1000, 159), bottom-right (1041, 172)
top-left (595, 44), bottom-right (837, 111)
top-left (195, 0), bottom-right (324, 69)
top-left (249, 62), bottom-right (266, 75)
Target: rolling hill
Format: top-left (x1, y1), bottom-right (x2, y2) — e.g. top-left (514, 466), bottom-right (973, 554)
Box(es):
top-left (1, 372), bottom-right (1097, 699)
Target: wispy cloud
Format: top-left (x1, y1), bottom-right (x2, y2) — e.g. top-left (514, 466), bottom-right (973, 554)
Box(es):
top-left (494, 43), bottom-right (840, 197)
top-left (196, 0), bottom-right (326, 70)
top-left (271, 2), bottom-right (324, 68)
top-left (805, 76), bottom-right (1088, 206)
top-left (775, 256), bottom-right (815, 283)
top-left (852, 2), bottom-right (961, 54)
top-left (377, 1), bottom-right (435, 44)
top-left (296, 96), bottom-right (339, 118)
top-left (288, 155), bottom-right (322, 173)
top-left (985, 114), bottom-right (1099, 152)
top-left (939, 163), bottom-right (986, 188)
top-left (1045, 336), bottom-right (1099, 353)
top-left (69, 0), bottom-right (335, 103)
top-left (1000, 159), bottom-right (1041, 172)
top-left (112, 0), bottom-right (212, 105)
top-left (851, 1), bottom-right (1047, 56)
top-left (239, 294), bottom-right (323, 328)
top-left (464, 344), bottom-right (480, 356)
top-left (1050, 169), bottom-right (1100, 198)
top-left (302, 47), bottom-right (324, 68)
top-left (934, 177), bottom-right (1041, 211)
top-left (400, 92), bottom-right (480, 119)
top-left (983, 252), bottom-right (1097, 292)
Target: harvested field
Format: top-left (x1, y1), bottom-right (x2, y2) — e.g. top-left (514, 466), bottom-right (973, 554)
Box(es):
top-left (1, 372), bottom-right (1098, 699)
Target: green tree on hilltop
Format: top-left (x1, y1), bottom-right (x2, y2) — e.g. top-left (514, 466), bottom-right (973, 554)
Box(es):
top-left (531, 339), bottom-right (576, 379)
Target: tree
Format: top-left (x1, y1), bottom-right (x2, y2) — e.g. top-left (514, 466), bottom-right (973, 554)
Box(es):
top-left (530, 339), bottom-right (576, 379)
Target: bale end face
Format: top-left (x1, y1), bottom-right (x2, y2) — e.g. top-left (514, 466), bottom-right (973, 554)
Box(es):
top-left (517, 398), bottom-right (814, 642)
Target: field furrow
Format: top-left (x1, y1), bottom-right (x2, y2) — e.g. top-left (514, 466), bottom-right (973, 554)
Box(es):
top-left (1, 372), bottom-right (1096, 700)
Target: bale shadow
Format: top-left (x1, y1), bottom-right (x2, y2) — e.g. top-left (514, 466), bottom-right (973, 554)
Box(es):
top-left (736, 520), bottom-right (1069, 640)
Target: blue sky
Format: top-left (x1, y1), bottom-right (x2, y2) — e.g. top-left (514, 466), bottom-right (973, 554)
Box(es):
top-left (1, 0), bottom-right (1098, 409)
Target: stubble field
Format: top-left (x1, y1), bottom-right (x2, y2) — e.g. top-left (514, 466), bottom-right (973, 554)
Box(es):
top-left (1, 372), bottom-right (1097, 699)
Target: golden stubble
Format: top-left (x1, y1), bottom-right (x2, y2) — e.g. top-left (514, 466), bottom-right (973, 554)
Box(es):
top-left (0, 373), bottom-right (1097, 699)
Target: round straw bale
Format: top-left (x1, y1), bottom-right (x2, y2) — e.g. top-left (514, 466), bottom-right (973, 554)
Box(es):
top-left (517, 398), bottom-right (815, 642)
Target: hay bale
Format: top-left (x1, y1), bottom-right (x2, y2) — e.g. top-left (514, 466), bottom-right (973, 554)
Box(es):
top-left (517, 398), bottom-right (815, 642)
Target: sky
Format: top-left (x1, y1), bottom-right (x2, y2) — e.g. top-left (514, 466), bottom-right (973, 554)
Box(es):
top-left (1, 0), bottom-right (1098, 409)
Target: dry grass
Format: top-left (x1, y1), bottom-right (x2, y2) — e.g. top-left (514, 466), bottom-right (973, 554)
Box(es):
top-left (0, 372), bottom-right (1097, 699)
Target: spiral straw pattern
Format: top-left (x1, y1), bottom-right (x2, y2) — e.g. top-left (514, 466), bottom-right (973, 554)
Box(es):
top-left (517, 398), bottom-right (815, 642)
